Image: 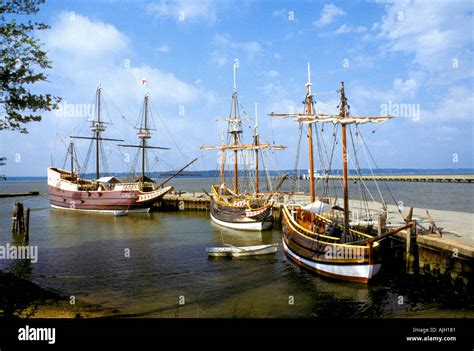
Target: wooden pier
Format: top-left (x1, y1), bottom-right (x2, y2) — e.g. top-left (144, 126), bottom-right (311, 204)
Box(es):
top-left (159, 192), bottom-right (210, 211)
top-left (283, 174), bottom-right (474, 183)
top-left (0, 191), bottom-right (40, 198)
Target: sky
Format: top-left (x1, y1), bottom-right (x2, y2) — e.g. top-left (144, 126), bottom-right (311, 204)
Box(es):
top-left (1, 0), bottom-right (473, 176)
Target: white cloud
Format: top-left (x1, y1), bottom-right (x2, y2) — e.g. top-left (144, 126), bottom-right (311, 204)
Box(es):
top-left (28, 11), bottom-right (215, 176)
top-left (423, 85), bottom-right (474, 122)
top-left (334, 24), bottom-right (367, 35)
top-left (157, 44), bottom-right (171, 53)
top-left (214, 33), bottom-right (262, 58)
top-left (350, 77), bottom-right (421, 118)
top-left (210, 33), bottom-right (263, 67)
top-left (376, 0), bottom-right (473, 73)
top-left (42, 12), bottom-right (209, 106)
top-left (272, 8), bottom-right (286, 17)
top-left (146, 0), bottom-right (221, 24)
top-left (265, 70), bottom-right (279, 78)
top-left (210, 50), bottom-right (227, 67)
top-left (313, 4), bottom-right (345, 27)
top-left (356, 0), bottom-right (473, 127)
top-left (42, 12), bottom-right (129, 59)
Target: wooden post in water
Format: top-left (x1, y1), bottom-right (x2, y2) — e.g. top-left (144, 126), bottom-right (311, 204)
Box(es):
top-left (17, 202), bottom-right (24, 233)
top-left (405, 221), bottom-right (418, 275)
top-left (377, 214), bottom-right (386, 236)
top-left (11, 202), bottom-right (30, 239)
top-left (12, 203), bottom-right (18, 233)
top-left (24, 208), bottom-right (30, 243)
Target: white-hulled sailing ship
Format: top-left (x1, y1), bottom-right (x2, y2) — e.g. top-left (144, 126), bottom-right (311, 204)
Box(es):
top-left (200, 67), bottom-right (287, 231)
top-left (47, 84), bottom-right (174, 213)
top-left (270, 65), bottom-right (414, 282)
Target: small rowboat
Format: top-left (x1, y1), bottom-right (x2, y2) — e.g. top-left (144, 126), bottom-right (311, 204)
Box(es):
top-left (206, 243), bottom-right (278, 257)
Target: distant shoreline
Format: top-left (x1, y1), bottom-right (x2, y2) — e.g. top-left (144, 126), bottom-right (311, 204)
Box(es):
top-left (3, 168), bottom-right (474, 180)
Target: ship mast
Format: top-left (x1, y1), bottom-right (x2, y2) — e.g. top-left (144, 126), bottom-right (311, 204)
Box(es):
top-left (269, 63), bottom-right (318, 202)
top-left (219, 129), bottom-right (225, 184)
top-left (118, 88), bottom-right (170, 182)
top-left (273, 80), bottom-right (393, 240)
top-left (231, 64), bottom-right (241, 193)
top-left (140, 92), bottom-right (151, 182)
top-left (94, 85), bottom-right (104, 179)
top-left (306, 64), bottom-right (315, 202)
top-left (69, 140), bottom-right (75, 180)
top-left (253, 102), bottom-right (259, 194)
top-left (201, 67), bottom-right (286, 189)
top-left (339, 81), bottom-right (350, 237)
top-left (71, 84), bottom-right (124, 180)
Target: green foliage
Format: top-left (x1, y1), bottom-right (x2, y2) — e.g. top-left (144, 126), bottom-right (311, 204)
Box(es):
top-left (0, 0), bottom-right (60, 133)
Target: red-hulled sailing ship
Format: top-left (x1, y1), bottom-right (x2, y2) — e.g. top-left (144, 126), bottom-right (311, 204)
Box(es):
top-left (48, 84), bottom-right (173, 213)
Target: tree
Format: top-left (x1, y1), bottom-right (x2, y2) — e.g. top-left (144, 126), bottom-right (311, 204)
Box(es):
top-left (0, 0), bottom-right (60, 134)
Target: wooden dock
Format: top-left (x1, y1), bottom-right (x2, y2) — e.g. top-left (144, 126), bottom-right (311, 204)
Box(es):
top-left (285, 174), bottom-right (474, 183)
top-left (0, 191), bottom-right (40, 198)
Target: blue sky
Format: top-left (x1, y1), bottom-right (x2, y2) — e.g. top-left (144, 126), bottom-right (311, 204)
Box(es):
top-left (1, 0), bottom-right (473, 176)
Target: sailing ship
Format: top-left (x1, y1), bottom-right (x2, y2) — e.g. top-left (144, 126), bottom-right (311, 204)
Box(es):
top-left (47, 84), bottom-right (174, 213)
top-left (200, 67), bottom-right (287, 231)
top-left (270, 65), bottom-right (413, 282)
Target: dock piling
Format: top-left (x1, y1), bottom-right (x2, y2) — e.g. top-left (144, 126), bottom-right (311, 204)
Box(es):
top-left (11, 202), bottom-right (30, 241)
top-left (405, 221), bottom-right (419, 275)
top-left (24, 208), bottom-right (30, 244)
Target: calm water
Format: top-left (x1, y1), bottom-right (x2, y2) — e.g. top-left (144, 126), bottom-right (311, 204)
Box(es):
top-left (0, 179), bottom-right (473, 318)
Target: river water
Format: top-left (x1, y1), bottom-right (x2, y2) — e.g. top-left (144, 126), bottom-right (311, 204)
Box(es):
top-left (0, 179), bottom-right (473, 317)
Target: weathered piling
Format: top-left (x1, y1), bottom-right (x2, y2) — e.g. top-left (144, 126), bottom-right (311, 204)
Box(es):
top-left (11, 202), bottom-right (30, 241)
top-left (12, 203), bottom-right (18, 233)
top-left (405, 221), bottom-right (419, 275)
top-left (24, 208), bottom-right (30, 243)
top-left (12, 202), bottom-right (25, 233)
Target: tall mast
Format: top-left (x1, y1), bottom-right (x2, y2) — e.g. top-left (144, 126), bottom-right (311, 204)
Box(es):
top-left (71, 84), bottom-right (124, 177)
top-left (118, 87), bottom-right (170, 179)
top-left (70, 139), bottom-right (74, 180)
top-left (339, 81), bottom-right (350, 237)
top-left (96, 85), bottom-right (101, 179)
top-left (141, 93), bottom-right (149, 182)
top-left (253, 102), bottom-right (259, 194)
top-left (92, 84), bottom-right (105, 179)
top-left (219, 129), bottom-right (225, 184)
top-left (231, 63), bottom-right (240, 193)
top-left (306, 63), bottom-right (315, 202)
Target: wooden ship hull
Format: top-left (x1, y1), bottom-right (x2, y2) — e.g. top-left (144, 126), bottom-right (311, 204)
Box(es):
top-left (210, 185), bottom-right (273, 231)
top-left (47, 167), bottom-right (172, 213)
top-left (281, 205), bottom-right (381, 283)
